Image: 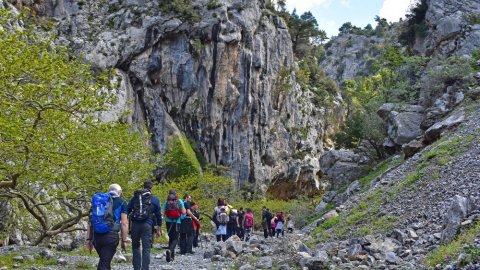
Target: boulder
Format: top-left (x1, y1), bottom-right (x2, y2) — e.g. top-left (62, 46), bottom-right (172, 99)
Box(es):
top-left (322, 210), bottom-right (339, 220)
top-left (441, 195), bottom-right (475, 243)
top-left (403, 139), bottom-right (424, 159)
top-left (378, 103), bottom-right (425, 147)
top-left (226, 235), bottom-right (243, 254)
top-left (319, 150), bottom-right (368, 189)
top-left (424, 110), bottom-right (465, 144)
top-left (56, 239), bottom-right (74, 251)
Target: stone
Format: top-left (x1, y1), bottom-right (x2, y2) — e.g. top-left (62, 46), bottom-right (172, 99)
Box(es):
top-left (278, 264), bottom-right (290, 270)
top-left (203, 250), bottom-right (214, 259)
top-left (441, 195), bottom-right (475, 243)
top-left (13, 256), bottom-right (24, 263)
top-left (385, 252), bottom-right (400, 264)
top-left (256, 256), bottom-right (273, 269)
top-left (211, 255), bottom-right (222, 262)
top-left (24, 255), bottom-right (35, 263)
top-left (408, 229), bottom-right (419, 240)
top-left (391, 229), bottom-right (407, 245)
top-left (239, 264), bottom-right (254, 270)
top-left (39, 249), bottom-right (54, 259)
top-left (226, 236), bottom-right (243, 254)
top-left (403, 139), bottom-right (424, 159)
top-left (57, 257), bottom-right (68, 265)
top-left (322, 210), bottom-right (339, 220)
top-left (56, 239), bottom-right (74, 251)
top-left (348, 244), bottom-right (363, 259)
top-left (315, 201), bottom-right (328, 214)
top-left (298, 242), bottom-right (311, 253)
top-left (424, 110), bottom-right (465, 144)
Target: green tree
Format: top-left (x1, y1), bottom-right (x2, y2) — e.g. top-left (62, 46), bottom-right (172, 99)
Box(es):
top-left (0, 12), bottom-right (154, 245)
top-left (288, 10), bottom-right (328, 57)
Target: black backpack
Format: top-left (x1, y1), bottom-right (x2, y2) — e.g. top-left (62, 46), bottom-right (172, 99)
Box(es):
top-left (132, 189), bottom-right (152, 221)
top-left (229, 210), bottom-right (238, 225)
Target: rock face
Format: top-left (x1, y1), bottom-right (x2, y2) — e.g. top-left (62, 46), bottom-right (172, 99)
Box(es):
top-left (20, 0), bottom-right (343, 196)
top-left (425, 0), bottom-right (480, 57)
top-left (321, 34), bottom-right (384, 83)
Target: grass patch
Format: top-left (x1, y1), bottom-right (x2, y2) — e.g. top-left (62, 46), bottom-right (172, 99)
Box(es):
top-left (359, 156), bottom-right (403, 188)
top-left (426, 221), bottom-right (480, 267)
top-left (398, 169), bottom-right (424, 189)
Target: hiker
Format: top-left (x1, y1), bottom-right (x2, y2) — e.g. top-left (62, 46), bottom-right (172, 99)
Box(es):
top-left (287, 214), bottom-right (294, 233)
top-left (162, 189), bottom-right (186, 262)
top-left (228, 208), bottom-right (238, 238)
top-left (127, 181), bottom-right (162, 270)
top-left (262, 207), bottom-right (273, 238)
top-left (243, 208), bottom-right (254, 242)
top-left (191, 202), bottom-right (201, 248)
top-left (261, 207), bottom-right (268, 238)
top-left (275, 212), bottom-right (285, 238)
top-left (271, 215), bottom-right (277, 235)
top-left (225, 200), bottom-right (234, 239)
top-left (213, 198), bottom-right (228, 242)
top-left (85, 183), bottom-right (128, 270)
top-left (179, 194), bottom-right (199, 255)
top-left (237, 207), bottom-right (245, 240)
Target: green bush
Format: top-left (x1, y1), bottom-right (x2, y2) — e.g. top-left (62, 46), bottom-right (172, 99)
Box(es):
top-left (158, 0), bottom-right (200, 22)
top-left (162, 134), bottom-right (202, 179)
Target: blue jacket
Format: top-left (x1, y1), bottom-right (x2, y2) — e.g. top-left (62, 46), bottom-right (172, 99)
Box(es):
top-left (127, 194), bottom-right (162, 226)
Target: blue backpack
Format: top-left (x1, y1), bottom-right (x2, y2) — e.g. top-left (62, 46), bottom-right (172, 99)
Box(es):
top-left (91, 192), bottom-right (122, 234)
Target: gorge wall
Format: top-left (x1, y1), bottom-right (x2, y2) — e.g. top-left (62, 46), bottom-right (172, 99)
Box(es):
top-left (7, 0), bottom-right (343, 197)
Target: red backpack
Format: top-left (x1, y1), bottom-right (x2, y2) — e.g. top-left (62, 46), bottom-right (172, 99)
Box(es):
top-left (164, 193), bottom-right (181, 219)
top-left (244, 213), bottom-right (253, 228)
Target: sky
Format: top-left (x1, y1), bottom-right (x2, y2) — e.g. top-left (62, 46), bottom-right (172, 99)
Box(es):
top-left (286, 0), bottom-right (417, 38)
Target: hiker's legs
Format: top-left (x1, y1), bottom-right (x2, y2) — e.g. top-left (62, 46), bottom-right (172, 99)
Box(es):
top-left (193, 228), bottom-right (199, 247)
top-left (140, 223), bottom-right (152, 270)
top-left (186, 229), bottom-right (194, 253)
top-left (179, 232), bottom-right (187, 254)
top-left (131, 223), bottom-right (142, 270)
top-left (166, 222), bottom-right (178, 258)
top-left (93, 232), bottom-right (118, 270)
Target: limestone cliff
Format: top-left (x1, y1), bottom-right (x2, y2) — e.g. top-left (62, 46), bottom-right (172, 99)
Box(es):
top-left (7, 0), bottom-right (343, 197)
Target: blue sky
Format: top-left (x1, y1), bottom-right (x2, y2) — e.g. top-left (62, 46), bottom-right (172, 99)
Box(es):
top-left (286, 0), bottom-right (417, 37)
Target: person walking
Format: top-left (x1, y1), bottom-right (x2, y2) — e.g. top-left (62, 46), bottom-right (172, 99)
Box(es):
top-left (162, 189), bottom-right (186, 262)
top-left (261, 207), bottom-right (273, 238)
top-left (179, 194), bottom-right (199, 255)
top-left (213, 198), bottom-right (228, 242)
top-left (243, 208), bottom-right (254, 242)
top-left (287, 214), bottom-right (294, 233)
top-left (237, 207), bottom-right (245, 240)
top-left (191, 202), bottom-right (201, 248)
top-left (85, 184), bottom-right (129, 270)
top-left (127, 181), bottom-right (163, 270)
top-left (275, 212), bottom-right (284, 238)
top-left (261, 206), bottom-right (268, 239)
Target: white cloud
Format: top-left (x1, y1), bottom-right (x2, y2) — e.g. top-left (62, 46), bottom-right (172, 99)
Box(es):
top-left (379, 0), bottom-right (416, 22)
top-left (286, 0), bottom-right (333, 14)
top-left (340, 0), bottom-right (352, 9)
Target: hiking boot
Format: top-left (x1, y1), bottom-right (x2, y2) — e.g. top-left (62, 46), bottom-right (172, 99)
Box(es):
top-left (166, 250), bottom-right (171, 262)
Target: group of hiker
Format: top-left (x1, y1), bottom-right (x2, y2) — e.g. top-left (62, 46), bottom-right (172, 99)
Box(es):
top-left (84, 181), bottom-right (294, 270)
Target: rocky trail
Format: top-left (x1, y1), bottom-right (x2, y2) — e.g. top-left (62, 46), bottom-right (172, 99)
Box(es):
top-left (0, 231), bottom-right (309, 270)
